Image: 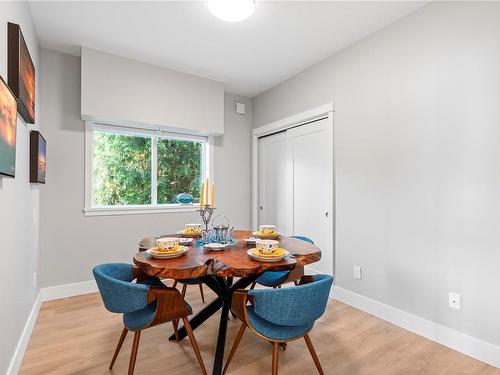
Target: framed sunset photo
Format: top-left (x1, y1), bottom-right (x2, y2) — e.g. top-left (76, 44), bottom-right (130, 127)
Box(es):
top-left (8, 22), bottom-right (35, 124)
top-left (0, 76), bottom-right (18, 178)
top-left (30, 131), bottom-right (46, 184)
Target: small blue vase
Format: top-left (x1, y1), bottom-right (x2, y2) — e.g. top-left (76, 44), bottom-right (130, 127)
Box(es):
top-left (176, 193), bottom-right (193, 204)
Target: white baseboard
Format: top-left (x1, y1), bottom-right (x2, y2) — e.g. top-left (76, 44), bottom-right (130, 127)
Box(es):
top-left (6, 293), bottom-right (42, 375)
top-left (332, 286), bottom-right (500, 369)
top-left (39, 280), bottom-right (97, 302)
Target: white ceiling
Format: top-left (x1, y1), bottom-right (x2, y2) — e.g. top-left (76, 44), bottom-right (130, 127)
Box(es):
top-left (28, 1), bottom-right (426, 97)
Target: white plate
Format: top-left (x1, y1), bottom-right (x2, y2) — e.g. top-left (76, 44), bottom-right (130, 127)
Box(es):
top-left (247, 248), bottom-right (289, 262)
top-left (244, 237), bottom-right (257, 245)
top-left (252, 231), bottom-right (282, 239)
top-left (178, 237), bottom-right (194, 245)
top-left (146, 246), bottom-right (189, 259)
top-left (204, 243), bottom-right (229, 251)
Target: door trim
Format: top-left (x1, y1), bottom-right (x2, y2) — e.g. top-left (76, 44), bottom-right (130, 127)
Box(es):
top-left (252, 103), bottom-right (335, 276)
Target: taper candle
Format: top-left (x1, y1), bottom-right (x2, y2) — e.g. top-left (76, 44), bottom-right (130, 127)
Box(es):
top-left (211, 183), bottom-right (215, 208)
top-left (205, 177), bottom-right (210, 205)
top-left (200, 181), bottom-right (205, 208)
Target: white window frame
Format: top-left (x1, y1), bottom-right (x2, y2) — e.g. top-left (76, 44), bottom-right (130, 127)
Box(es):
top-left (84, 121), bottom-right (214, 216)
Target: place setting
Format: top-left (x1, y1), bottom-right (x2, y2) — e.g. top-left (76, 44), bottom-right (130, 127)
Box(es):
top-left (252, 224), bottom-right (282, 239)
top-left (244, 224), bottom-right (281, 245)
top-left (246, 225), bottom-right (290, 262)
top-left (177, 223), bottom-right (202, 238)
top-left (139, 232), bottom-right (195, 252)
top-left (145, 237), bottom-right (189, 259)
top-left (247, 239), bottom-right (289, 262)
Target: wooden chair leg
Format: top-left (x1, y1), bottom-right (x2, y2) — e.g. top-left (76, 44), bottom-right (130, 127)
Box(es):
top-left (109, 327), bottom-right (128, 369)
top-left (293, 280), bottom-right (298, 286)
top-left (199, 284), bottom-right (205, 303)
top-left (182, 317), bottom-right (207, 375)
top-left (181, 284), bottom-right (187, 298)
top-left (250, 282), bottom-right (256, 290)
top-left (272, 341), bottom-right (279, 375)
top-left (128, 330), bottom-right (141, 375)
top-left (172, 319), bottom-right (180, 341)
top-left (173, 280), bottom-right (178, 289)
top-left (223, 323), bottom-right (246, 374)
top-left (304, 334), bottom-right (324, 375)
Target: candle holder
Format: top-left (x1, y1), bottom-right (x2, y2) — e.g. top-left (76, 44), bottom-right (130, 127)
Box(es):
top-left (198, 204), bottom-right (215, 244)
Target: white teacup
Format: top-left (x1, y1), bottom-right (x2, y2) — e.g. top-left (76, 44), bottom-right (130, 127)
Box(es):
top-left (185, 223), bottom-right (202, 233)
top-left (256, 239), bottom-right (279, 254)
top-left (156, 237), bottom-right (180, 251)
top-left (259, 225), bottom-right (276, 234)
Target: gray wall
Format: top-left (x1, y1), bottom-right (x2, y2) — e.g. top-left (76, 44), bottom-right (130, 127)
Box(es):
top-left (253, 2), bottom-right (500, 347)
top-left (0, 2), bottom-right (40, 373)
top-left (81, 47), bottom-right (225, 135)
top-left (39, 49), bottom-right (252, 287)
top-left (215, 93), bottom-right (253, 227)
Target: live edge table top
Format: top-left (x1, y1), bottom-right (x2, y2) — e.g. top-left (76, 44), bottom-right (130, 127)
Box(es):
top-left (133, 230), bottom-right (321, 279)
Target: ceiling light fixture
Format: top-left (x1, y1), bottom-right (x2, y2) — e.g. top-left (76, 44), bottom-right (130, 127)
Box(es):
top-left (208, 0), bottom-right (255, 22)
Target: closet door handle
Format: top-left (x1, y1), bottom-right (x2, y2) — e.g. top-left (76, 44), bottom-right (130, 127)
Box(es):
top-left (325, 211), bottom-right (329, 218)
top-left (260, 206), bottom-right (263, 210)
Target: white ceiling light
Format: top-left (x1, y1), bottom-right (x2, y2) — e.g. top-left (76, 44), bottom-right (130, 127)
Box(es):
top-left (208, 0), bottom-right (255, 22)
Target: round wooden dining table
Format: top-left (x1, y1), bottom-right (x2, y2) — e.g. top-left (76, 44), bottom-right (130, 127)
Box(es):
top-left (133, 229), bottom-right (321, 375)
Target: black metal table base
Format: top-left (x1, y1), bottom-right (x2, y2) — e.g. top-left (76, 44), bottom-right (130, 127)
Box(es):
top-left (169, 275), bottom-right (257, 375)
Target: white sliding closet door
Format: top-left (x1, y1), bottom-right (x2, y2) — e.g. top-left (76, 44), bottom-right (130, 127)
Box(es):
top-left (257, 117), bottom-right (333, 276)
top-left (288, 118), bottom-right (332, 275)
top-left (258, 132), bottom-right (291, 234)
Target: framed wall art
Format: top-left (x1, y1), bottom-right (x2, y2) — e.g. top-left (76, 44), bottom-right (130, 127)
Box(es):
top-left (30, 130), bottom-right (46, 183)
top-left (8, 22), bottom-right (35, 124)
top-left (0, 76), bottom-right (18, 178)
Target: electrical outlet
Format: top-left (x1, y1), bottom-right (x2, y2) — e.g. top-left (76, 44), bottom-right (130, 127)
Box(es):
top-left (449, 292), bottom-right (461, 310)
top-left (354, 266), bottom-right (362, 280)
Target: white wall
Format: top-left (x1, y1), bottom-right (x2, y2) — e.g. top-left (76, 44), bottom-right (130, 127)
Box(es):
top-left (0, 2), bottom-right (40, 374)
top-left (253, 2), bottom-right (500, 348)
top-left (81, 47), bottom-right (225, 135)
top-left (39, 49), bottom-right (252, 287)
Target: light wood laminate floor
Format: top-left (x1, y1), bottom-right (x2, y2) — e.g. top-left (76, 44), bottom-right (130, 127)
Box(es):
top-left (20, 285), bottom-right (499, 375)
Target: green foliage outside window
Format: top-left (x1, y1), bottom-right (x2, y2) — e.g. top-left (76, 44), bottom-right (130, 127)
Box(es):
top-left (93, 131), bottom-right (152, 206)
top-left (92, 130), bottom-right (202, 206)
top-left (157, 138), bottom-right (201, 204)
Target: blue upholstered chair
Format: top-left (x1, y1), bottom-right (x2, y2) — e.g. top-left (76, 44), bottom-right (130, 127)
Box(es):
top-left (224, 274), bottom-right (333, 375)
top-left (250, 236), bottom-right (314, 290)
top-left (93, 263), bottom-right (207, 375)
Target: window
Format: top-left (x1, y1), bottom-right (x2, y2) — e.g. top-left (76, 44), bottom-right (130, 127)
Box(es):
top-left (84, 122), bottom-right (211, 215)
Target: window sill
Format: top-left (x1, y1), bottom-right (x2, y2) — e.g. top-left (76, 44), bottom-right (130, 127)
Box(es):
top-left (83, 204), bottom-right (199, 217)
